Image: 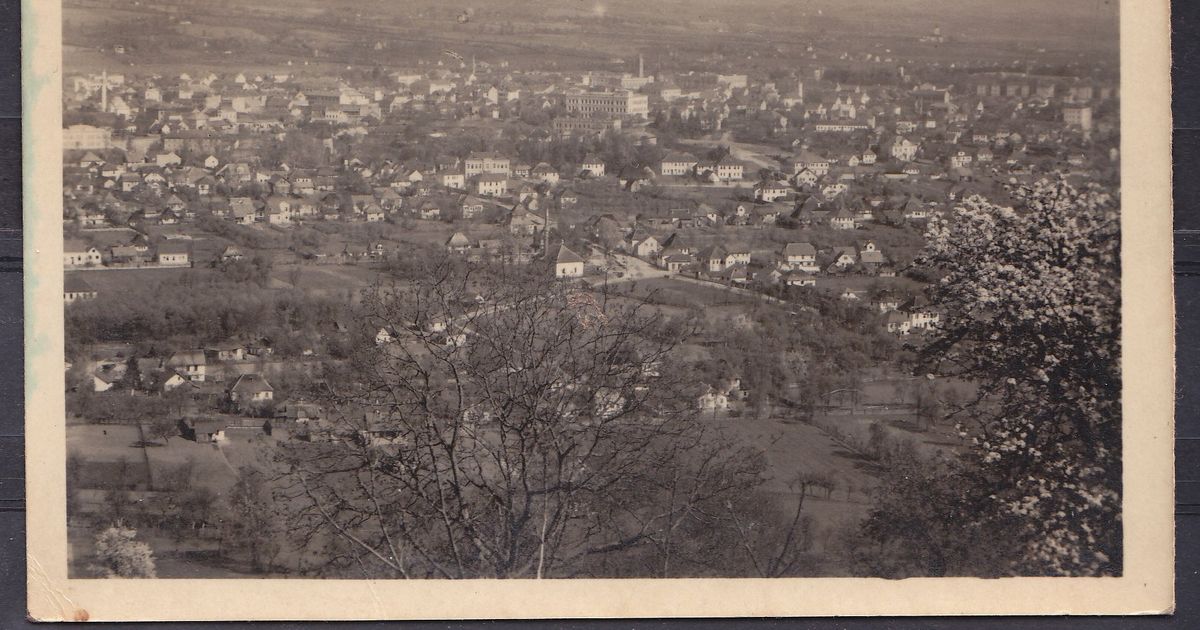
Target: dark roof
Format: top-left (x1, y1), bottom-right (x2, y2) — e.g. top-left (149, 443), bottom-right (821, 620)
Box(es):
top-left (64, 238), bottom-right (94, 252)
top-left (230, 373), bottom-right (273, 394)
top-left (158, 241), bottom-right (191, 255)
top-left (555, 244), bottom-right (586, 265)
top-left (63, 275), bottom-right (95, 294)
top-left (167, 350), bottom-right (206, 366)
top-left (782, 242), bottom-right (816, 257)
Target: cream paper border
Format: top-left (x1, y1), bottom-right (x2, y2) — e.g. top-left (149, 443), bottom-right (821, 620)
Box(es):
top-left (24, 0), bottom-right (1174, 620)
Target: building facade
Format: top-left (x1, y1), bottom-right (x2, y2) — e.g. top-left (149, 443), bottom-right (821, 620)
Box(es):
top-left (563, 90), bottom-right (649, 117)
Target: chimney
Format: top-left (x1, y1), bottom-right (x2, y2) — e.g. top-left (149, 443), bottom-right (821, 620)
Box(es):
top-left (638, 54), bottom-right (644, 78)
top-left (101, 70), bottom-right (108, 112)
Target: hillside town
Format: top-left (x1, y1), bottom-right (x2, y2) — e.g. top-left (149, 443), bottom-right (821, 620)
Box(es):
top-left (61, 0), bottom-right (1120, 580)
top-left (64, 53), bottom-right (1117, 314)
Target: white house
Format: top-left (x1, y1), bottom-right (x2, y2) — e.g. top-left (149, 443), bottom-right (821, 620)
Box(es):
top-left (698, 386), bottom-right (730, 412)
top-left (476, 173), bottom-right (508, 197)
top-left (909, 307), bottom-right (941, 330)
top-left (822, 183), bottom-right (849, 200)
top-left (885, 311), bottom-right (912, 334)
top-left (228, 373), bottom-right (274, 406)
top-left (792, 168), bottom-right (819, 187)
top-left (532, 163), bottom-right (560, 185)
top-left (63, 276), bottom-right (97, 303)
top-left (785, 272), bottom-right (816, 287)
top-left (754, 180), bottom-right (791, 203)
top-left (887, 137), bottom-right (919, 162)
top-left (711, 155), bottom-right (743, 181)
top-left (156, 151), bottom-right (182, 168)
top-left (157, 242), bottom-right (191, 266)
top-left (554, 244), bottom-right (585, 278)
top-left (580, 156), bottom-right (606, 177)
top-left (829, 208), bottom-right (857, 230)
top-left (831, 246), bottom-right (858, 269)
top-left (440, 171), bottom-right (466, 190)
top-left (791, 151), bottom-right (830, 176)
top-left (660, 152), bottom-right (697, 176)
top-left (166, 350), bottom-right (207, 382)
top-left (781, 242), bottom-right (818, 272)
top-left (64, 239), bottom-right (102, 267)
top-left (630, 234), bottom-right (661, 258)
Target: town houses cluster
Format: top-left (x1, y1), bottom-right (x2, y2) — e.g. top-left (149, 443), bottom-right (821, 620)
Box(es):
top-left (63, 40), bottom-right (1118, 442)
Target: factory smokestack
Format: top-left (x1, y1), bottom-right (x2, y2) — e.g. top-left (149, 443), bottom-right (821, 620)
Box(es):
top-left (101, 69), bottom-right (108, 112)
top-left (638, 54), bottom-right (644, 78)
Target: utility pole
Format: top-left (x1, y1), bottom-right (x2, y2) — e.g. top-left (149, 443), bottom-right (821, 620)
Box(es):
top-left (543, 201), bottom-right (551, 254)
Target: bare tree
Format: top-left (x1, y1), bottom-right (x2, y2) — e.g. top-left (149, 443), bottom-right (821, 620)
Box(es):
top-left (145, 418), bottom-right (178, 446)
top-left (716, 476), bottom-right (816, 578)
top-left (275, 257), bottom-right (778, 578)
top-left (909, 380), bottom-right (943, 431)
top-left (222, 466), bottom-right (283, 573)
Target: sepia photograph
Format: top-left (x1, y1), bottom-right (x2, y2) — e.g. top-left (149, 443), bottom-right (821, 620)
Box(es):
top-left (26, 0), bottom-right (1174, 621)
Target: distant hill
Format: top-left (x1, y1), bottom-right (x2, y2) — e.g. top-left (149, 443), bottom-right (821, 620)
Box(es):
top-left (64, 0), bottom-right (1117, 74)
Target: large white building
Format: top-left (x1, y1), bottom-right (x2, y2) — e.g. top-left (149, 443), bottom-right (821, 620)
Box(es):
top-left (464, 152), bottom-right (511, 177)
top-left (1063, 105), bottom-right (1093, 131)
top-left (63, 124), bottom-right (111, 151)
top-left (564, 90), bottom-right (649, 117)
top-left (660, 152), bottom-right (697, 176)
top-left (716, 74), bottom-right (748, 89)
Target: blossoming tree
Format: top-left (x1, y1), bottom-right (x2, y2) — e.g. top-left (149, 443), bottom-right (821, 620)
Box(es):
top-left (918, 179), bottom-right (1121, 575)
top-left (93, 524), bottom-right (157, 578)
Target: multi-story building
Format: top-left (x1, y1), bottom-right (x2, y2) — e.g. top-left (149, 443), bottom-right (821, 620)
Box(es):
top-left (791, 151), bottom-right (830, 176)
top-left (563, 90), bottom-right (649, 117)
top-left (464, 152), bottom-right (511, 177)
top-left (660, 152), bottom-right (697, 176)
top-left (781, 242), bottom-right (818, 273)
top-left (440, 171), bottom-right (466, 189)
top-left (63, 124), bottom-right (111, 151)
top-left (754, 180), bottom-right (791, 203)
top-left (886, 137), bottom-right (919, 162)
top-left (476, 173), bottom-right (508, 197)
top-left (1063, 105), bottom-right (1093, 131)
top-left (715, 74), bottom-right (748, 89)
top-left (709, 155), bottom-right (743, 181)
top-left (552, 116), bottom-right (622, 136)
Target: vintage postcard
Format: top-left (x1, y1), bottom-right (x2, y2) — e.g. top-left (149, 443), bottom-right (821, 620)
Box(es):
top-left (25, 0), bottom-right (1173, 621)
